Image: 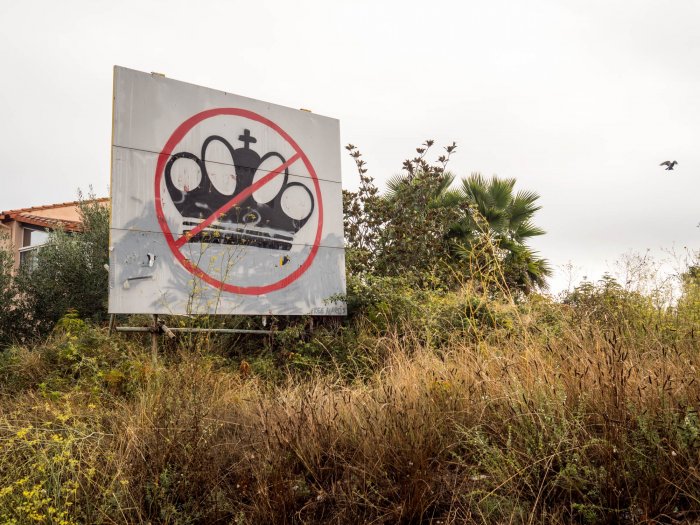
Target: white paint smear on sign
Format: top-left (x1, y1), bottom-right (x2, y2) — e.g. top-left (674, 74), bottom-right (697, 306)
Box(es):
top-left (109, 67), bottom-right (346, 315)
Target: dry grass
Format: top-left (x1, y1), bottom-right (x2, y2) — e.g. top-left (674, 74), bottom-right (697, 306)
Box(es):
top-left (0, 293), bottom-right (698, 523)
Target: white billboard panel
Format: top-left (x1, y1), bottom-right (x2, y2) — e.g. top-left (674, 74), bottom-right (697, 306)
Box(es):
top-left (109, 67), bottom-right (346, 315)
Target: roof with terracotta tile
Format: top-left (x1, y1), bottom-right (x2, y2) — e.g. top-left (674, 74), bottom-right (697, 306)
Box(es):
top-left (10, 214), bottom-right (84, 232)
top-left (0, 198), bottom-right (109, 216)
top-left (0, 198), bottom-right (109, 232)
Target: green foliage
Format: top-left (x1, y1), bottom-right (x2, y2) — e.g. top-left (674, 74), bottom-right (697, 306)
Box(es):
top-left (0, 266), bottom-right (696, 523)
top-left (343, 141), bottom-right (551, 294)
top-left (344, 141), bottom-right (462, 284)
top-left (342, 145), bottom-right (385, 276)
top-left (0, 233), bottom-right (36, 348)
top-left (15, 195), bottom-right (109, 336)
top-left (563, 274), bottom-right (655, 327)
top-left (0, 410), bottom-right (97, 525)
top-left (678, 263), bottom-right (700, 326)
top-left (450, 173), bottom-right (551, 295)
top-left (0, 311), bottom-right (145, 397)
top-left (1, 199), bottom-right (107, 349)
top-left (375, 142), bottom-right (462, 282)
top-left (346, 272), bottom-right (515, 345)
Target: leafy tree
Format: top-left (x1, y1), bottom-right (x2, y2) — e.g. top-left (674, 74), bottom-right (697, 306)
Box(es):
top-left (16, 194), bottom-right (110, 333)
top-left (343, 145), bottom-right (385, 276)
top-left (0, 233), bottom-right (35, 348)
top-left (374, 140), bottom-right (460, 283)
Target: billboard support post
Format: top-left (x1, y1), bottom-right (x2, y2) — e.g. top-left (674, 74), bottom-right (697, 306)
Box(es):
top-left (151, 314), bottom-right (159, 367)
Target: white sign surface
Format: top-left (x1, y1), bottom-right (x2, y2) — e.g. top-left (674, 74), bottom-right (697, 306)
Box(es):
top-left (109, 67), bottom-right (346, 315)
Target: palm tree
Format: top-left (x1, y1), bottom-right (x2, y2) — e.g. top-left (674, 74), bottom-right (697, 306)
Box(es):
top-left (451, 173), bottom-right (551, 293)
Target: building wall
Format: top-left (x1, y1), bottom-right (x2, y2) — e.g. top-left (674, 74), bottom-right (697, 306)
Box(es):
top-left (1, 199), bottom-right (107, 272)
top-left (29, 204), bottom-right (82, 222)
top-left (0, 223), bottom-right (11, 255)
top-left (6, 221), bottom-right (24, 271)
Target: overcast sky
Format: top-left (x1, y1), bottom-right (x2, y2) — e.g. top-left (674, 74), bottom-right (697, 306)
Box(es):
top-left (1, 0), bottom-right (698, 293)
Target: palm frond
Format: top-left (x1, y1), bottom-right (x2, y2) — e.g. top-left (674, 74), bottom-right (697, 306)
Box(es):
top-left (436, 171), bottom-right (456, 194)
top-left (439, 188), bottom-right (463, 207)
top-left (513, 189), bottom-right (541, 206)
top-left (512, 220), bottom-right (546, 242)
top-left (461, 174), bottom-right (494, 216)
top-left (486, 176), bottom-right (516, 210)
top-left (509, 191), bottom-right (543, 225)
top-left (385, 173), bottom-right (410, 200)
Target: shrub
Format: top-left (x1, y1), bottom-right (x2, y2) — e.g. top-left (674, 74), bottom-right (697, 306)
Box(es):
top-left (0, 272), bottom-right (697, 523)
top-left (0, 232), bottom-right (35, 348)
top-left (15, 195), bottom-right (109, 336)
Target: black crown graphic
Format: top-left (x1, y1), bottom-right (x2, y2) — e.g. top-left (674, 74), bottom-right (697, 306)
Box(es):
top-left (164, 129), bottom-right (314, 251)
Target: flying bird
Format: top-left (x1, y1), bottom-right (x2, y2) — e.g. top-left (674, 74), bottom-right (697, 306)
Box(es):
top-left (660, 160), bottom-right (678, 170)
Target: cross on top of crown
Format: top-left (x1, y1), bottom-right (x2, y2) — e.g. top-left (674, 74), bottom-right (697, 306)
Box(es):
top-left (238, 129), bottom-right (257, 149)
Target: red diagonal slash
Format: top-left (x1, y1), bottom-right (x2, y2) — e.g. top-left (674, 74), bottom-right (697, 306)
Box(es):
top-left (174, 152), bottom-right (301, 249)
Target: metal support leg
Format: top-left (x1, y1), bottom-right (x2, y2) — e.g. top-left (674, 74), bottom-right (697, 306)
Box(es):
top-left (108, 314), bottom-right (116, 336)
top-left (151, 314), bottom-right (159, 368)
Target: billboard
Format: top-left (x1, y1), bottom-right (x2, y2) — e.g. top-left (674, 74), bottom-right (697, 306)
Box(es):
top-left (109, 67), bottom-right (346, 315)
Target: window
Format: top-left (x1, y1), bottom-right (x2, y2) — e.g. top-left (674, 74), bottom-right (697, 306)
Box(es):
top-left (19, 227), bottom-right (49, 271)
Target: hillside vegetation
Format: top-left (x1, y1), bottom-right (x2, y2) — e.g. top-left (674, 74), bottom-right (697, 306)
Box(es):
top-left (0, 144), bottom-right (698, 524)
top-left (0, 272), bottom-right (698, 524)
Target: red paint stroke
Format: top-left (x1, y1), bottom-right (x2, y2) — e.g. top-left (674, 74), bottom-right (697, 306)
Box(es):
top-left (154, 108), bottom-right (324, 295)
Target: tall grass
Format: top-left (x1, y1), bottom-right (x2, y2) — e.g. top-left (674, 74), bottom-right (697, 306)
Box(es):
top-left (0, 274), bottom-right (698, 523)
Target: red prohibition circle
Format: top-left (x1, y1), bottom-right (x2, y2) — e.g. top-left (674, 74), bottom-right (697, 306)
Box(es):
top-left (154, 108), bottom-right (324, 295)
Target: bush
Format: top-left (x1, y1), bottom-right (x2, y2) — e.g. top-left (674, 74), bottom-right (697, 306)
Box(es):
top-left (0, 232), bottom-right (35, 348)
top-left (0, 258), bottom-right (697, 523)
top-left (1, 300), bottom-right (698, 523)
top-left (343, 142), bottom-right (551, 294)
top-left (14, 196), bottom-right (109, 337)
